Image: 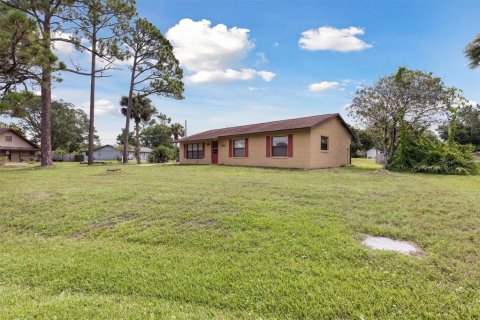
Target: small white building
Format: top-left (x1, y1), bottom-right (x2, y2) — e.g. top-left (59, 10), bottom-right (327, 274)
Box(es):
top-left (367, 148), bottom-right (381, 159)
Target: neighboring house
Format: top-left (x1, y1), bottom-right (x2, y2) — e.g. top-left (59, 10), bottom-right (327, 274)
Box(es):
top-left (0, 128), bottom-right (39, 162)
top-left (367, 148), bottom-right (380, 159)
top-left (90, 145), bottom-right (122, 161)
top-left (176, 113), bottom-right (353, 169)
top-left (127, 147), bottom-right (153, 161)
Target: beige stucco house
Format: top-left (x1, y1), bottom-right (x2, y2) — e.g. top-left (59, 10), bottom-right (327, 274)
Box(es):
top-left (176, 113), bottom-right (353, 169)
top-left (0, 128), bottom-right (40, 162)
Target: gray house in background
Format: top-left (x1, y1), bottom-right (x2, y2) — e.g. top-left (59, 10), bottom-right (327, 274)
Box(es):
top-left (127, 147), bottom-right (153, 161)
top-left (91, 145), bottom-right (122, 161)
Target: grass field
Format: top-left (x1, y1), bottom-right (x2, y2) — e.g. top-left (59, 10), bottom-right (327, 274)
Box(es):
top-left (0, 159), bottom-right (479, 319)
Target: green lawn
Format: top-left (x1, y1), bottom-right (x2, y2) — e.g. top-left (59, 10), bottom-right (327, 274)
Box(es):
top-left (0, 160), bottom-right (479, 319)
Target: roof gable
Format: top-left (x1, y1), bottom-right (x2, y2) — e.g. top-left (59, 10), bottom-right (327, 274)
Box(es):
top-left (0, 128), bottom-right (39, 149)
top-left (178, 113), bottom-right (353, 142)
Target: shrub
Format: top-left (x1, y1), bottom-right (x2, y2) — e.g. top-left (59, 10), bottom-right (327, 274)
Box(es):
top-left (389, 125), bottom-right (478, 175)
top-left (148, 145), bottom-right (175, 163)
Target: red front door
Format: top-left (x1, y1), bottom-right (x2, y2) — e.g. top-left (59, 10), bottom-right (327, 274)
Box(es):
top-left (211, 141), bottom-right (218, 164)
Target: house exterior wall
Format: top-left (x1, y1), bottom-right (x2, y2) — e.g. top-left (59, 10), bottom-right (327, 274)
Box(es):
top-left (179, 142), bottom-right (211, 165)
top-left (127, 151), bottom-right (151, 161)
top-left (0, 131), bottom-right (39, 162)
top-left (93, 146), bottom-right (122, 160)
top-left (218, 129), bottom-right (311, 168)
top-left (0, 131), bottom-right (34, 149)
top-left (309, 117), bottom-right (352, 168)
top-left (178, 118), bottom-right (352, 169)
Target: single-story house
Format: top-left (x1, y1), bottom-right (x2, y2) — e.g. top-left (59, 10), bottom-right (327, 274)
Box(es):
top-left (90, 145), bottom-right (122, 161)
top-left (0, 128), bottom-right (39, 162)
top-left (176, 113), bottom-right (353, 169)
top-left (127, 147), bottom-right (153, 161)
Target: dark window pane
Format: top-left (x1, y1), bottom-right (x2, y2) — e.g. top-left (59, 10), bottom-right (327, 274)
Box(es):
top-left (321, 136), bottom-right (329, 150)
top-left (272, 146), bottom-right (287, 157)
top-left (234, 149), bottom-right (245, 157)
top-left (272, 136), bottom-right (288, 156)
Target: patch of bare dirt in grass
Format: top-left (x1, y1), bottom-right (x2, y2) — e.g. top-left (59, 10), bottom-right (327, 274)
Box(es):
top-left (179, 218), bottom-right (219, 230)
top-left (71, 213), bottom-right (137, 239)
top-left (369, 169), bottom-right (397, 176)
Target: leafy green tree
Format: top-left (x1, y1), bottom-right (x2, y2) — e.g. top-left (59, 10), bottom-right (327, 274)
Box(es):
top-left (0, 3), bottom-right (40, 94)
top-left (0, 91), bottom-right (93, 152)
top-left (116, 128), bottom-right (137, 147)
top-left (157, 113), bottom-right (172, 125)
top-left (170, 122), bottom-right (185, 141)
top-left (438, 103), bottom-right (480, 150)
top-left (120, 17), bottom-right (184, 163)
top-left (0, 121), bottom-right (23, 133)
top-left (348, 67), bottom-right (461, 167)
top-left (66, 0), bottom-right (136, 165)
top-left (465, 34), bottom-right (480, 69)
top-left (141, 123), bottom-right (172, 149)
top-left (1, 0), bottom-right (74, 167)
top-left (120, 95), bottom-right (156, 163)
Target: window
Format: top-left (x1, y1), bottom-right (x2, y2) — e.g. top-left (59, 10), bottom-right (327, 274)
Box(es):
top-left (321, 136), bottom-right (329, 151)
top-left (233, 139), bottom-right (245, 157)
top-left (186, 143), bottom-right (203, 159)
top-left (5, 136), bottom-right (12, 142)
top-left (272, 136), bottom-right (288, 157)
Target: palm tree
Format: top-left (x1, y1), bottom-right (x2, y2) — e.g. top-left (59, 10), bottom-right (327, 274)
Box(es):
top-left (465, 34), bottom-right (480, 69)
top-left (170, 122), bottom-right (185, 161)
top-left (120, 95), bottom-right (156, 164)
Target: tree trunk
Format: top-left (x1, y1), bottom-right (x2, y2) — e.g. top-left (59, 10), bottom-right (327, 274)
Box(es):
top-left (389, 126), bottom-right (397, 159)
top-left (123, 56), bottom-right (137, 164)
top-left (40, 18), bottom-right (53, 167)
top-left (87, 29), bottom-right (97, 165)
top-left (135, 119), bottom-right (140, 164)
top-left (382, 127), bottom-right (389, 168)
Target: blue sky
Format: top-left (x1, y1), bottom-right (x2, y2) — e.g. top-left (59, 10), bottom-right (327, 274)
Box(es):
top-left (33, 1), bottom-right (480, 143)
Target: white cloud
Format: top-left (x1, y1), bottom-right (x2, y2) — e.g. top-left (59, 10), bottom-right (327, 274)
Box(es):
top-left (52, 32), bottom-right (76, 54)
top-left (166, 18), bottom-right (275, 84)
top-left (308, 81), bottom-right (339, 92)
top-left (257, 70), bottom-right (276, 82)
top-left (81, 99), bottom-right (117, 116)
top-left (187, 68), bottom-right (275, 84)
top-left (299, 26), bottom-right (372, 52)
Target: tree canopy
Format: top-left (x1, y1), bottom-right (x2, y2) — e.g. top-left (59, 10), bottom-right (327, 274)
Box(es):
top-left (464, 34), bottom-right (480, 69)
top-left (438, 103), bottom-right (480, 151)
top-left (0, 92), bottom-right (93, 152)
top-left (348, 67), bottom-right (462, 165)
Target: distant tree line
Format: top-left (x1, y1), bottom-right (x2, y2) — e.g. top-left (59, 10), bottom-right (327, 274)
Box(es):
top-left (0, 0), bottom-right (184, 166)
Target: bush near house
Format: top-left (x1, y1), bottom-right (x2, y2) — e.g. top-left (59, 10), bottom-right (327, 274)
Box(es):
top-left (148, 145), bottom-right (175, 163)
top-left (389, 125), bottom-right (478, 175)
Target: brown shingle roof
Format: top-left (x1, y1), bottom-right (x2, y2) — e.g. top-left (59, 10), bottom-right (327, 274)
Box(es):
top-left (177, 113), bottom-right (352, 142)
